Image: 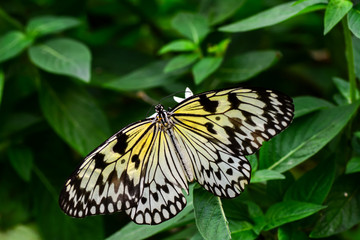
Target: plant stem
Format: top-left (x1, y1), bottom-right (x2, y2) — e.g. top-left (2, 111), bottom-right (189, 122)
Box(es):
top-left (0, 7), bottom-right (23, 30)
top-left (342, 17), bottom-right (356, 103)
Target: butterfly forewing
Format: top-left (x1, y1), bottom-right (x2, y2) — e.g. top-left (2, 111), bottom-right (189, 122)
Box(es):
top-left (171, 88), bottom-right (294, 156)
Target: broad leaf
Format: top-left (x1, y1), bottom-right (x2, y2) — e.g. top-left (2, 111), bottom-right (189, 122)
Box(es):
top-left (8, 146), bottom-right (33, 182)
top-left (29, 38), bottom-right (91, 82)
top-left (345, 157), bottom-right (360, 174)
top-left (333, 77), bottom-right (360, 103)
top-left (259, 103), bottom-right (359, 172)
top-left (348, 7), bottom-right (360, 39)
top-left (251, 170), bottom-right (285, 183)
top-left (0, 31), bottom-right (32, 63)
top-left (106, 185), bottom-right (194, 240)
top-left (264, 201), bottom-right (326, 230)
top-left (353, 36), bottom-right (360, 79)
top-left (278, 224), bottom-right (309, 240)
top-left (102, 61), bottom-right (184, 91)
top-left (192, 57), bottom-right (222, 84)
top-left (219, 0), bottom-right (327, 32)
top-left (171, 13), bottom-right (210, 44)
top-left (284, 158), bottom-right (335, 204)
top-left (324, 0), bottom-right (353, 35)
top-left (0, 224), bottom-right (41, 240)
top-left (293, 96), bottom-right (333, 118)
top-left (39, 79), bottom-right (111, 156)
top-left (164, 53), bottom-right (199, 73)
top-left (214, 50), bottom-right (279, 83)
top-left (158, 40), bottom-right (197, 54)
top-left (310, 174), bottom-right (360, 237)
top-left (26, 15), bottom-right (80, 38)
top-left (194, 188), bottom-right (231, 240)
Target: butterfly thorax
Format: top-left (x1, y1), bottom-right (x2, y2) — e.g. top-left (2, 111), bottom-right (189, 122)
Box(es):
top-left (155, 104), bottom-right (173, 130)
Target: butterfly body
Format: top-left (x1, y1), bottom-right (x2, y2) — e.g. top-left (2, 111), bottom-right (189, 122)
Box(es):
top-left (59, 87), bottom-right (294, 225)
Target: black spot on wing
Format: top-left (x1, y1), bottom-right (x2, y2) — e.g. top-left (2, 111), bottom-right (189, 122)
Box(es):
top-left (131, 154), bottom-right (141, 169)
top-left (93, 153), bottom-right (106, 169)
top-left (205, 122), bottom-right (217, 134)
top-left (113, 133), bottom-right (128, 155)
top-left (199, 94), bottom-right (218, 113)
top-left (228, 92), bottom-right (241, 109)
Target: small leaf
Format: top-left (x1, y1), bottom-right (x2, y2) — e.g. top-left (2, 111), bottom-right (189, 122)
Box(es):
top-left (260, 103), bottom-right (360, 172)
top-left (293, 96), bottom-right (333, 118)
top-left (200, 0), bottom-right (246, 25)
top-left (0, 31), bottom-right (32, 63)
top-left (284, 158), bottom-right (335, 204)
top-left (164, 53), bottom-right (199, 73)
top-left (158, 40), bottom-right (197, 54)
top-left (348, 7), bottom-right (360, 39)
top-left (214, 50), bottom-right (280, 83)
top-left (194, 188), bottom-right (231, 240)
top-left (251, 170), bottom-right (285, 183)
top-left (0, 224), bottom-right (42, 240)
top-left (102, 61), bottom-right (184, 91)
top-left (333, 77), bottom-right (360, 103)
top-left (26, 15), bottom-right (80, 38)
top-left (106, 185), bottom-right (194, 240)
top-left (29, 38), bottom-right (91, 82)
top-left (192, 57), bottom-right (222, 84)
top-left (345, 157), bottom-right (360, 174)
top-left (39, 79), bottom-right (111, 156)
top-left (171, 13), bottom-right (210, 44)
top-left (310, 174), bottom-right (360, 237)
top-left (0, 68), bottom-right (4, 107)
top-left (324, 0), bottom-right (353, 35)
top-left (219, 0), bottom-right (327, 32)
top-left (265, 201), bottom-right (326, 230)
top-left (8, 146), bottom-right (33, 182)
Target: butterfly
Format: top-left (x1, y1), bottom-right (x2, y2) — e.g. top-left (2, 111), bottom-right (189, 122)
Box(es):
top-left (59, 87), bottom-right (294, 225)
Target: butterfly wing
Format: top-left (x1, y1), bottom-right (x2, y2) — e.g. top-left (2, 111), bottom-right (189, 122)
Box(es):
top-left (170, 87), bottom-right (294, 197)
top-left (59, 119), bottom-right (188, 224)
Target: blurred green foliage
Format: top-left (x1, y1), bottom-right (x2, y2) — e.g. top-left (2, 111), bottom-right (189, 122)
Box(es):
top-left (0, 0), bottom-right (360, 239)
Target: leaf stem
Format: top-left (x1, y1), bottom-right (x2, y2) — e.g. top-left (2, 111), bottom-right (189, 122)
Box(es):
top-left (0, 7), bottom-right (24, 30)
top-left (342, 17), bottom-right (356, 103)
top-left (33, 165), bottom-right (59, 202)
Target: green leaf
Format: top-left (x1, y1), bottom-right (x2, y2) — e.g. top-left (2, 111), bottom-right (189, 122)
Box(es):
top-left (192, 57), bottom-right (222, 84)
top-left (102, 60), bottom-right (184, 91)
top-left (200, 0), bottom-right (246, 25)
top-left (171, 13), bottom-right (210, 44)
top-left (39, 79), bottom-right (111, 156)
top-left (278, 224), bottom-right (309, 240)
top-left (29, 38), bottom-right (91, 82)
top-left (251, 170), bottom-right (285, 183)
top-left (194, 188), bottom-right (231, 240)
top-left (284, 158), bottom-right (335, 204)
top-left (26, 15), bottom-right (80, 38)
top-left (345, 157), bottom-right (360, 174)
top-left (0, 31), bottom-right (32, 63)
top-left (333, 77), bottom-right (360, 103)
top-left (7, 146), bottom-right (33, 182)
top-left (264, 201), bottom-right (326, 230)
top-left (219, 0), bottom-right (327, 32)
top-left (324, 0), bottom-right (353, 35)
top-left (158, 39), bottom-right (197, 54)
top-left (310, 174), bottom-right (360, 237)
top-left (106, 185), bottom-right (194, 240)
top-left (353, 36), bottom-right (360, 80)
top-left (214, 50), bottom-right (280, 83)
top-left (259, 103), bottom-right (359, 172)
top-left (0, 224), bottom-right (41, 240)
top-left (348, 7), bottom-right (360, 38)
top-left (164, 53), bottom-right (199, 73)
top-left (293, 96), bottom-right (333, 118)
top-left (0, 68), bottom-right (4, 107)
